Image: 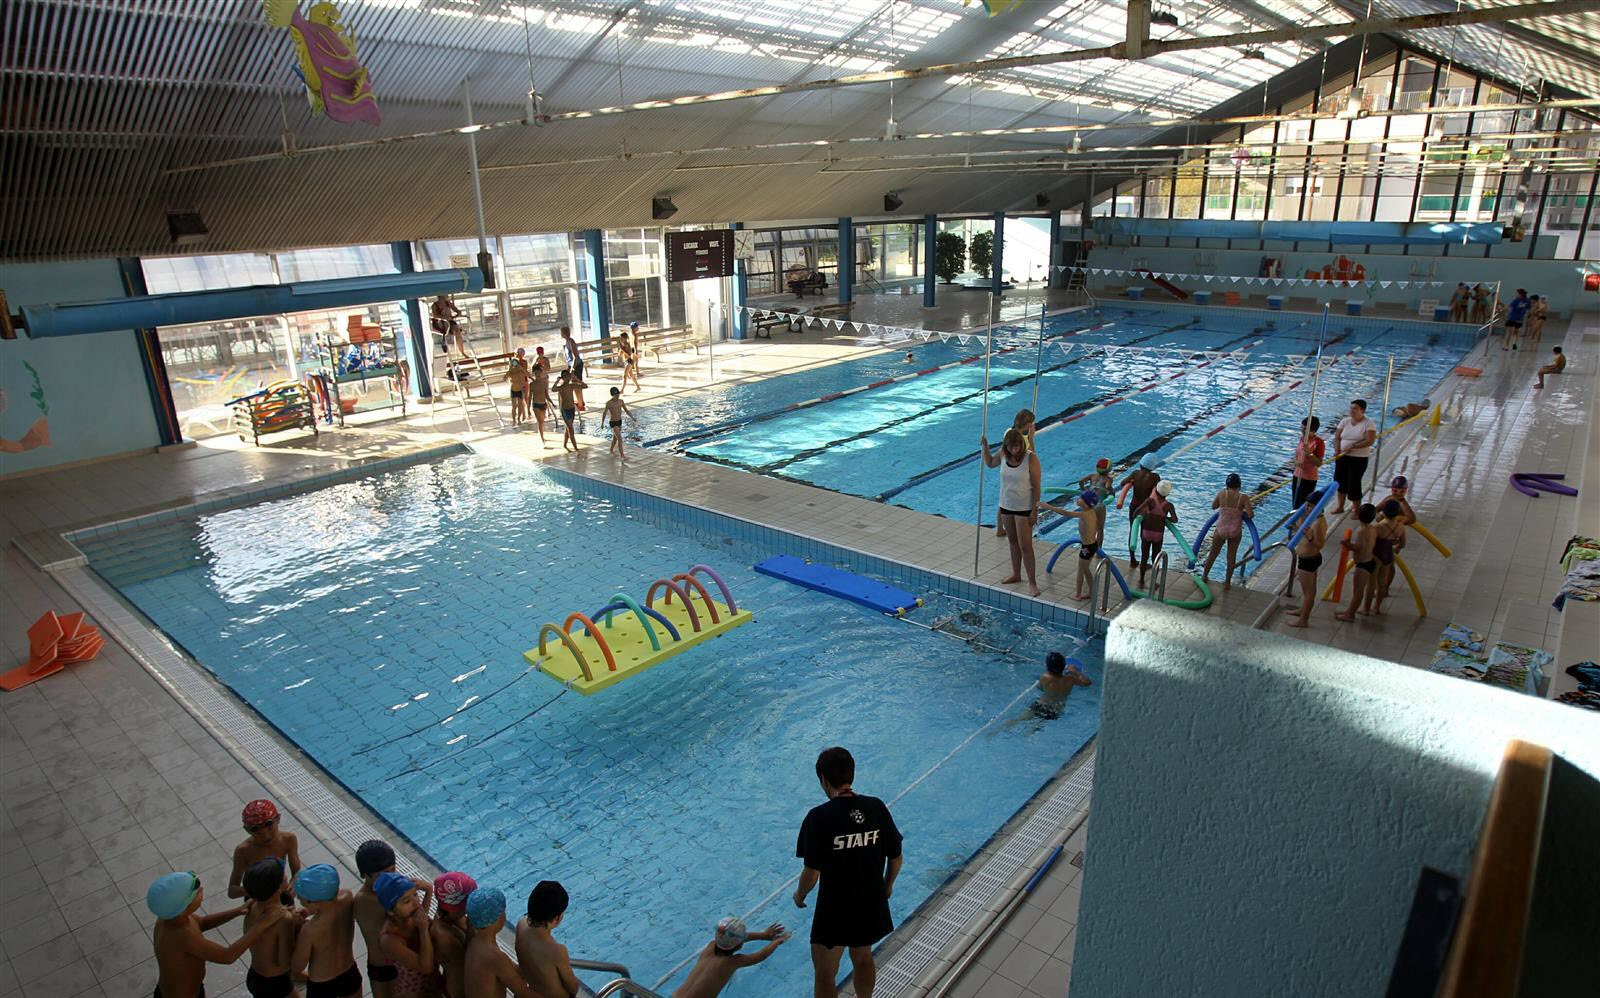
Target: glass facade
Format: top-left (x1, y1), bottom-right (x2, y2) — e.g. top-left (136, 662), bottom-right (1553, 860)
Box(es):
top-left (1091, 49), bottom-right (1599, 259)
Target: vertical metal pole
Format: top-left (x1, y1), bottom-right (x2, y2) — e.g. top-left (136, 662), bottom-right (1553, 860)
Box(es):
top-left (463, 80), bottom-right (488, 258)
top-left (1282, 304), bottom-right (1331, 599)
top-left (706, 302), bottom-right (716, 382)
top-left (1030, 290), bottom-right (1045, 411)
top-left (1369, 355), bottom-right (1394, 497)
top-left (974, 294), bottom-right (998, 578)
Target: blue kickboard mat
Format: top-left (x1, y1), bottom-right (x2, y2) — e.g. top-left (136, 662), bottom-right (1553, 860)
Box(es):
top-left (753, 555), bottom-right (921, 615)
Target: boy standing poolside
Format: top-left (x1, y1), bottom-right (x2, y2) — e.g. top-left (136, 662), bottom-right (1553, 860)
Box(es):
top-left (1042, 490), bottom-right (1105, 601)
top-left (243, 859), bottom-right (303, 998)
top-left (555, 371), bottom-right (586, 453)
top-left (530, 349), bottom-right (551, 445)
top-left (670, 918), bottom-right (791, 998)
top-left (464, 889), bottom-right (538, 998)
top-left (356, 839), bottom-right (404, 998)
top-left (1335, 504), bottom-right (1378, 623)
top-left (603, 387), bottom-right (632, 461)
top-left (1286, 492), bottom-right (1329, 629)
top-left (150, 870), bottom-right (287, 998)
top-left (292, 865), bottom-right (363, 998)
top-left (1535, 346), bottom-right (1566, 389)
top-left (230, 800), bottom-right (302, 903)
top-left (515, 882), bottom-right (581, 998)
top-left (1502, 288), bottom-right (1531, 351)
top-left (507, 349), bottom-right (530, 426)
top-left (431, 872), bottom-right (478, 998)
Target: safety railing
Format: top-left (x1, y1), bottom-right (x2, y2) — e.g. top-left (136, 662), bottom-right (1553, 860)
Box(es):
top-left (570, 959), bottom-right (668, 998)
top-left (1087, 555), bottom-right (1115, 637)
top-left (1150, 551), bottom-right (1170, 602)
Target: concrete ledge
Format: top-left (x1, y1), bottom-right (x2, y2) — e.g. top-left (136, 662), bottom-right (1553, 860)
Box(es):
top-left (1073, 603), bottom-right (1600, 998)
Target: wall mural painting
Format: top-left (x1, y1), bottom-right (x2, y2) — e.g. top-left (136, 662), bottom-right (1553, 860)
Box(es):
top-left (0, 363), bottom-right (50, 454)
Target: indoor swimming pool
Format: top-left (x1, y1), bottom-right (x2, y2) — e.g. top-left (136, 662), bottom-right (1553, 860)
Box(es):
top-left (75, 454), bottom-right (1099, 997)
top-left (640, 303), bottom-right (1474, 545)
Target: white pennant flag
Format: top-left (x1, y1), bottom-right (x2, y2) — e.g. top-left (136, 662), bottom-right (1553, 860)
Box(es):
top-left (866, 324), bottom-right (879, 336)
top-left (957, 334), bottom-right (971, 346)
top-left (1102, 345), bottom-right (1121, 359)
top-left (1379, 281), bottom-right (1390, 289)
top-left (1398, 281), bottom-right (1409, 289)
top-left (1203, 351), bottom-right (1222, 360)
top-left (1058, 344), bottom-right (1075, 357)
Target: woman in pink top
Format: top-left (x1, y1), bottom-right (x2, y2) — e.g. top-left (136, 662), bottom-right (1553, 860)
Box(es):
top-left (1290, 416), bottom-right (1324, 509)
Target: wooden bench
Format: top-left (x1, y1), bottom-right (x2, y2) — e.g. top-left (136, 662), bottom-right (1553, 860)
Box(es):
top-left (752, 311), bottom-right (801, 338)
top-left (787, 273), bottom-right (829, 297)
top-left (637, 325), bottom-right (699, 362)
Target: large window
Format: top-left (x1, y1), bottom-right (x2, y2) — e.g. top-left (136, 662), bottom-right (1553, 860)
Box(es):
top-left (142, 253), bottom-right (275, 293)
top-left (604, 228), bottom-right (669, 329)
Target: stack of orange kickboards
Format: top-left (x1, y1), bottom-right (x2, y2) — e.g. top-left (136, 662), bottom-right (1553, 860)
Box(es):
top-left (0, 610), bottom-right (105, 692)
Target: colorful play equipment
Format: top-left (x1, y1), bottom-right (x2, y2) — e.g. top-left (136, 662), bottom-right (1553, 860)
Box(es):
top-left (1510, 472), bottom-right (1578, 498)
top-left (753, 556), bottom-right (922, 615)
top-left (1187, 510), bottom-right (1264, 567)
top-left (2, 611), bottom-right (105, 692)
top-left (228, 379), bottom-right (318, 445)
top-left (1134, 269), bottom-right (1188, 300)
top-left (525, 565), bottom-right (751, 695)
top-left (1317, 510), bottom-right (1450, 616)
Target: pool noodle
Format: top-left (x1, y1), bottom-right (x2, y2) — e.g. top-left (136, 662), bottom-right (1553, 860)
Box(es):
top-left (1409, 521), bottom-right (1451, 558)
top-left (1188, 512), bottom-right (1264, 568)
top-left (1043, 534), bottom-right (1132, 598)
top-left (1395, 554), bottom-right (1427, 616)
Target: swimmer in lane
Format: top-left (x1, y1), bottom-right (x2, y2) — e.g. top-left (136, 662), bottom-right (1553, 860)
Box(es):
top-left (1004, 652), bottom-right (1093, 729)
top-left (670, 918), bottom-right (791, 998)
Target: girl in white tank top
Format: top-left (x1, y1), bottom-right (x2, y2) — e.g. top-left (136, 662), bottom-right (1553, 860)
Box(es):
top-left (981, 428), bottom-right (1043, 597)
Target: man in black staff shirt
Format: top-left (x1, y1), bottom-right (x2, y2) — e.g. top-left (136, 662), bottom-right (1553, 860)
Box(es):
top-left (793, 747), bottom-right (903, 998)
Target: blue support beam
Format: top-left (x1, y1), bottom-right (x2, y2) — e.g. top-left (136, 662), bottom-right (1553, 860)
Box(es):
top-left (390, 241), bottom-right (433, 399)
top-left (923, 214), bottom-right (938, 307)
top-left (582, 229), bottom-right (611, 341)
top-left (731, 222), bottom-right (749, 340)
top-left (115, 258), bottom-right (182, 447)
top-left (20, 268), bottom-right (485, 338)
top-left (992, 212), bottom-right (1006, 297)
top-left (837, 217), bottom-right (854, 304)
top-left (1048, 212), bottom-right (1064, 289)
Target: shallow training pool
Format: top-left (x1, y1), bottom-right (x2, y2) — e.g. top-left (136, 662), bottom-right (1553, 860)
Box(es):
top-left (639, 303), bottom-right (1471, 544)
top-left (78, 454), bottom-right (1099, 996)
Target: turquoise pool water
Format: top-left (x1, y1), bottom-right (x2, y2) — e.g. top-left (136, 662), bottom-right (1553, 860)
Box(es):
top-left (78, 455), bottom-right (1099, 996)
top-left (640, 304), bottom-right (1471, 550)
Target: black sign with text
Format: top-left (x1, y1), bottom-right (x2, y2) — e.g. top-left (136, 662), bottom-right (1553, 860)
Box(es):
top-left (666, 229), bottom-right (734, 282)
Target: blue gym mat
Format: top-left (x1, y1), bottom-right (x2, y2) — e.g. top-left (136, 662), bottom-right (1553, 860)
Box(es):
top-left (753, 555), bottom-right (921, 615)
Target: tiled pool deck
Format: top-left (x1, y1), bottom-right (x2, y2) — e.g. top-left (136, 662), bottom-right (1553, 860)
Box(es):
top-left (1, 293), bottom-right (1592, 998)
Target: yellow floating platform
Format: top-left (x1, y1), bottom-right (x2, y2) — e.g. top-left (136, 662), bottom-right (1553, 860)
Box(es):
top-left (524, 590), bottom-right (752, 695)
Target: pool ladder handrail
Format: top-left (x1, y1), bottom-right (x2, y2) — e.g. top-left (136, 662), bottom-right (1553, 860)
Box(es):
top-left (1150, 551), bottom-right (1171, 602)
top-left (1087, 555), bottom-right (1114, 636)
top-left (569, 958), bottom-right (667, 998)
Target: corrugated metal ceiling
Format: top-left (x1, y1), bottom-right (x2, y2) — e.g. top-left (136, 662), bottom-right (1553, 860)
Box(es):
top-left (1, 0), bottom-right (1595, 261)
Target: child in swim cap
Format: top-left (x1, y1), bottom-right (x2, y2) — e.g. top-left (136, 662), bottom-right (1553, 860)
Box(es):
top-left (674, 917), bottom-right (793, 998)
top-left (1078, 457), bottom-right (1113, 499)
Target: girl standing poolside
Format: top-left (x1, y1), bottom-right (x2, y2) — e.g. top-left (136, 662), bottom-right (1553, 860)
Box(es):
top-left (995, 409), bottom-right (1036, 539)
top-left (1202, 473), bottom-right (1254, 590)
top-left (1133, 480), bottom-right (1178, 589)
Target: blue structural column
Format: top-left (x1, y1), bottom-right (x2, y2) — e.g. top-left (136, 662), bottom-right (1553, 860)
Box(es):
top-left (582, 229), bottom-right (611, 341)
top-left (390, 241), bottom-right (432, 399)
top-left (991, 212), bottom-right (1006, 297)
top-left (837, 217), bottom-right (854, 304)
top-left (1047, 211), bottom-right (1064, 289)
top-left (922, 214), bottom-right (938, 307)
top-left (730, 222), bottom-right (749, 340)
top-left (115, 258), bottom-right (183, 446)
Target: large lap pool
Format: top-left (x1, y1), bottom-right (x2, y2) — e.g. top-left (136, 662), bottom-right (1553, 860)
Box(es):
top-left (77, 454), bottom-right (1099, 996)
top-left (639, 303), bottom-right (1472, 535)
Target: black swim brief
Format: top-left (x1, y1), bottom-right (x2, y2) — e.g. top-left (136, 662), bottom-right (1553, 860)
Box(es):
top-left (610, 419), bottom-right (622, 428)
top-left (246, 968), bottom-right (293, 998)
top-left (306, 964), bottom-right (362, 998)
top-left (532, 401), bottom-right (547, 411)
top-left (561, 407), bottom-right (576, 423)
top-left (153, 988), bottom-right (205, 998)
top-left (366, 961), bottom-right (398, 984)
top-left (998, 507), bottom-right (1034, 518)
top-left (1355, 559), bottom-right (1377, 574)
top-left (1027, 700), bottom-right (1063, 721)
top-left (1079, 543), bottom-right (1100, 560)
top-left (510, 388), bottom-right (524, 398)
top-left (1297, 553), bottom-right (1324, 573)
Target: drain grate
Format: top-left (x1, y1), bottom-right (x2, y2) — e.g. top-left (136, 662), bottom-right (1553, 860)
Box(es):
top-left (872, 758), bottom-right (1095, 997)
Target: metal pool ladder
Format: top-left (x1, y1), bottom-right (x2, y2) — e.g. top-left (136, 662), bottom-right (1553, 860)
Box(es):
top-left (1087, 556), bottom-right (1115, 636)
top-left (571, 958), bottom-right (666, 998)
top-left (1150, 551), bottom-right (1171, 602)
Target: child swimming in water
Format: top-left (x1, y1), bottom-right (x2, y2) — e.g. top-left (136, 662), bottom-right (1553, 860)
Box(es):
top-left (1005, 652), bottom-right (1093, 728)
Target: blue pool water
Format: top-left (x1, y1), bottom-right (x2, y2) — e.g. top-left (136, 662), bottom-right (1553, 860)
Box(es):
top-left (640, 303), bottom-right (1471, 548)
top-left (78, 455), bottom-right (1099, 996)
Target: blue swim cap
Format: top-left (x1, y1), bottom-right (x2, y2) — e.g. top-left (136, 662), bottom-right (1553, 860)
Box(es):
top-left (1079, 490), bottom-right (1099, 507)
top-left (373, 872), bottom-right (413, 912)
top-left (1138, 453), bottom-right (1157, 470)
top-left (466, 887), bottom-right (506, 929)
top-left (147, 871), bottom-right (200, 919)
top-left (295, 864), bottom-right (340, 903)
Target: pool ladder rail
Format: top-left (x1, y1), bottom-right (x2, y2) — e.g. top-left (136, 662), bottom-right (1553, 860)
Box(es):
top-left (1087, 556), bottom-right (1115, 637)
top-left (571, 958), bottom-right (666, 998)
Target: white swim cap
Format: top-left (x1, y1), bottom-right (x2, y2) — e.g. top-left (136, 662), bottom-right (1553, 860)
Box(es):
top-left (1155, 480), bottom-right (1173, 497)
top-left (714, 917), bottom-right (748, 951)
